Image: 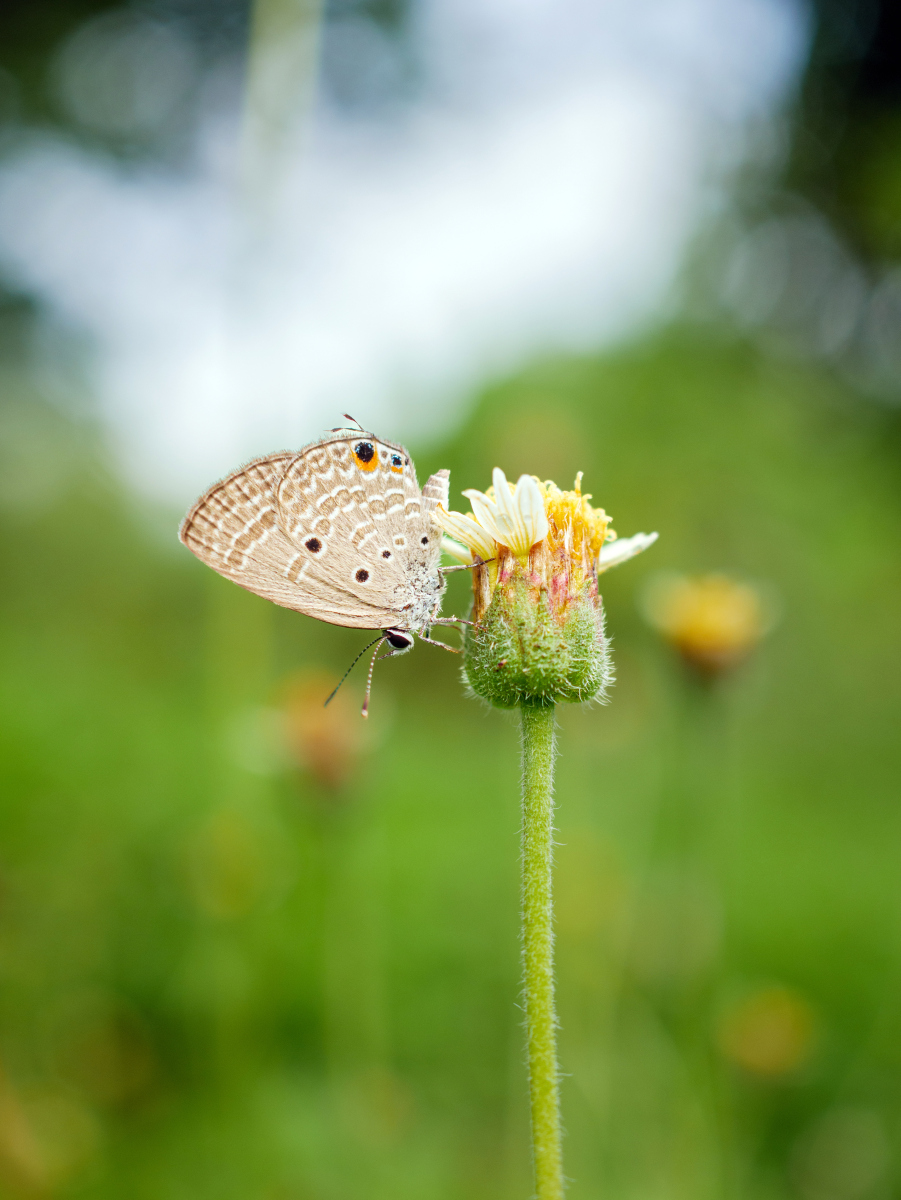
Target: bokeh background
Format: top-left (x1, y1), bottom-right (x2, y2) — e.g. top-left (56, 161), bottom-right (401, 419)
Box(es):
top-left (1, 1), bottom-right (900, 1197)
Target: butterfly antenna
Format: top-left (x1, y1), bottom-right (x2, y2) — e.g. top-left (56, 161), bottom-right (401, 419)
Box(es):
top-left (343, 413), bottom-right (365, 431)
top-left (323, 635), bottom-right (385, 708)
top-left (361, 638), bottom-right (391, 719)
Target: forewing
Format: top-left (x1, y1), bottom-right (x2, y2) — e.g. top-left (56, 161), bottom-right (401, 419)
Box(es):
top-left (276, 437), bottom-right (415, 613)
top-left (275, 437), bottom-right (451, 620)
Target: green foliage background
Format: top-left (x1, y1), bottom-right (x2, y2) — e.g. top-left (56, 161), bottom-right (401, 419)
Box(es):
top-left (1, 323), bottom-right (900, 1199)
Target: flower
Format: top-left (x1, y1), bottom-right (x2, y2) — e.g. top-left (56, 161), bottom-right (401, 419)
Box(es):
top-left (436, 469), bottom-right (657, 707)
top-left (641, 572), bottom-right (773, 676)
top-left (439, 469), bottom-right (657, 617)
top-left (717, 985), bottom-right (816, 1078)
top-left (279, 669), bottom-right (370, 792)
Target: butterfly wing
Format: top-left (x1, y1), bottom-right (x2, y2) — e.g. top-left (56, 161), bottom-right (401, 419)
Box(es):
top-left (421, 469), bottom-right (450, 512)
top-left (179, 435), bottom-right (447, 630)
top-left (178, 450), bottom-right (291, 585)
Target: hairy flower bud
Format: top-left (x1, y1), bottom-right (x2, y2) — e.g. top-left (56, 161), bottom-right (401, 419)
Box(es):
top-left (464, 549), bottom-right (609, 707)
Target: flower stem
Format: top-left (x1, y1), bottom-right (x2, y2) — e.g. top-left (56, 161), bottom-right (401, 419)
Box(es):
top-left (519, 702), bottom-right (564, 1199)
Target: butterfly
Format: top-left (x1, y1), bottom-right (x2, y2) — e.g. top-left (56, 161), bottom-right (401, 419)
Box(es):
top-left (179, 420), bottom-right (467, 713)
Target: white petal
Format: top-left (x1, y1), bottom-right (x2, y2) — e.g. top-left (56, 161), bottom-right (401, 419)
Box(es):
top-left (489, 468), bottom-right (522, 548)
top-left (490, 467), bottom-right (512, 503)
top-left (597, 531), bottom-right (659, 574)
top-left (461, 487), bottom-right (506, 545)
top-left (441, 536), bottom-right (473, 564)
top-left (513, 474), bottom-right (549, 548)
top-left (434, 506), bottom-right (496, 560)
top-left (489, 469), bottom-right (548, 555)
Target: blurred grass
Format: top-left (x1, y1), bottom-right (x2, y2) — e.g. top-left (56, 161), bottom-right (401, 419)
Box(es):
top-left (1, 323), bottom-right (900, 1199)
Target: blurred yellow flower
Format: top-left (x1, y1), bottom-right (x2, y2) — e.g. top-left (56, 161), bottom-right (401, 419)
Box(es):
top-left (0, 1068), bottom-right (100, 1195)
top-left (718, 985), bottom-right (816, 1078)
top-left (0, 1064), bottom-right (47, 1195)
top-left (280, 668), bottom-right (371, 792)
top-left (642, 572), bottom-right (772, 676)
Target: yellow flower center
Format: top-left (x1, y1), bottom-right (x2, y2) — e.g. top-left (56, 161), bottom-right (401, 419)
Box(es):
top-left (537, 474), bottom-right (612, 561)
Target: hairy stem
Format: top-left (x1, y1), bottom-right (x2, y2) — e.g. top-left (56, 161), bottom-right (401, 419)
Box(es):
top-left (520, 703), bottom-right (564, 1199)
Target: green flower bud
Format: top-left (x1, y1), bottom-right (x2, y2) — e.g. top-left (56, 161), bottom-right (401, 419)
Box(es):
top-left (463, 556), bottom-right (610, 707)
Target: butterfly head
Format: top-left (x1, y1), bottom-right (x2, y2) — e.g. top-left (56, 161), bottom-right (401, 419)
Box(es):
top-left (384, 628), bottom-right (415, 654)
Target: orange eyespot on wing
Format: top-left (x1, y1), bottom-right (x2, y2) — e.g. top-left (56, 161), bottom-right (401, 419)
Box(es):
top-left (389, 451), bottom-right (405, 474)
top-left (352, 440), bottom-right (379, 472)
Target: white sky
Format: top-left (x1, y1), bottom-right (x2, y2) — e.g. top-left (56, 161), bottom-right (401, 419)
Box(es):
top-left (0, 0), bottom-right (809, 500)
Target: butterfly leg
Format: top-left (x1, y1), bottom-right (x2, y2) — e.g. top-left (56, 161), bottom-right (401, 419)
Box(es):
top-left (417, 633), bottom-right (460, 654)
top-left (431, 616), bottom-right (475, 627)
top-left (439, 557), bottom-right (495, 576)
top-left (440, 563), bottom-right (495, 575)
